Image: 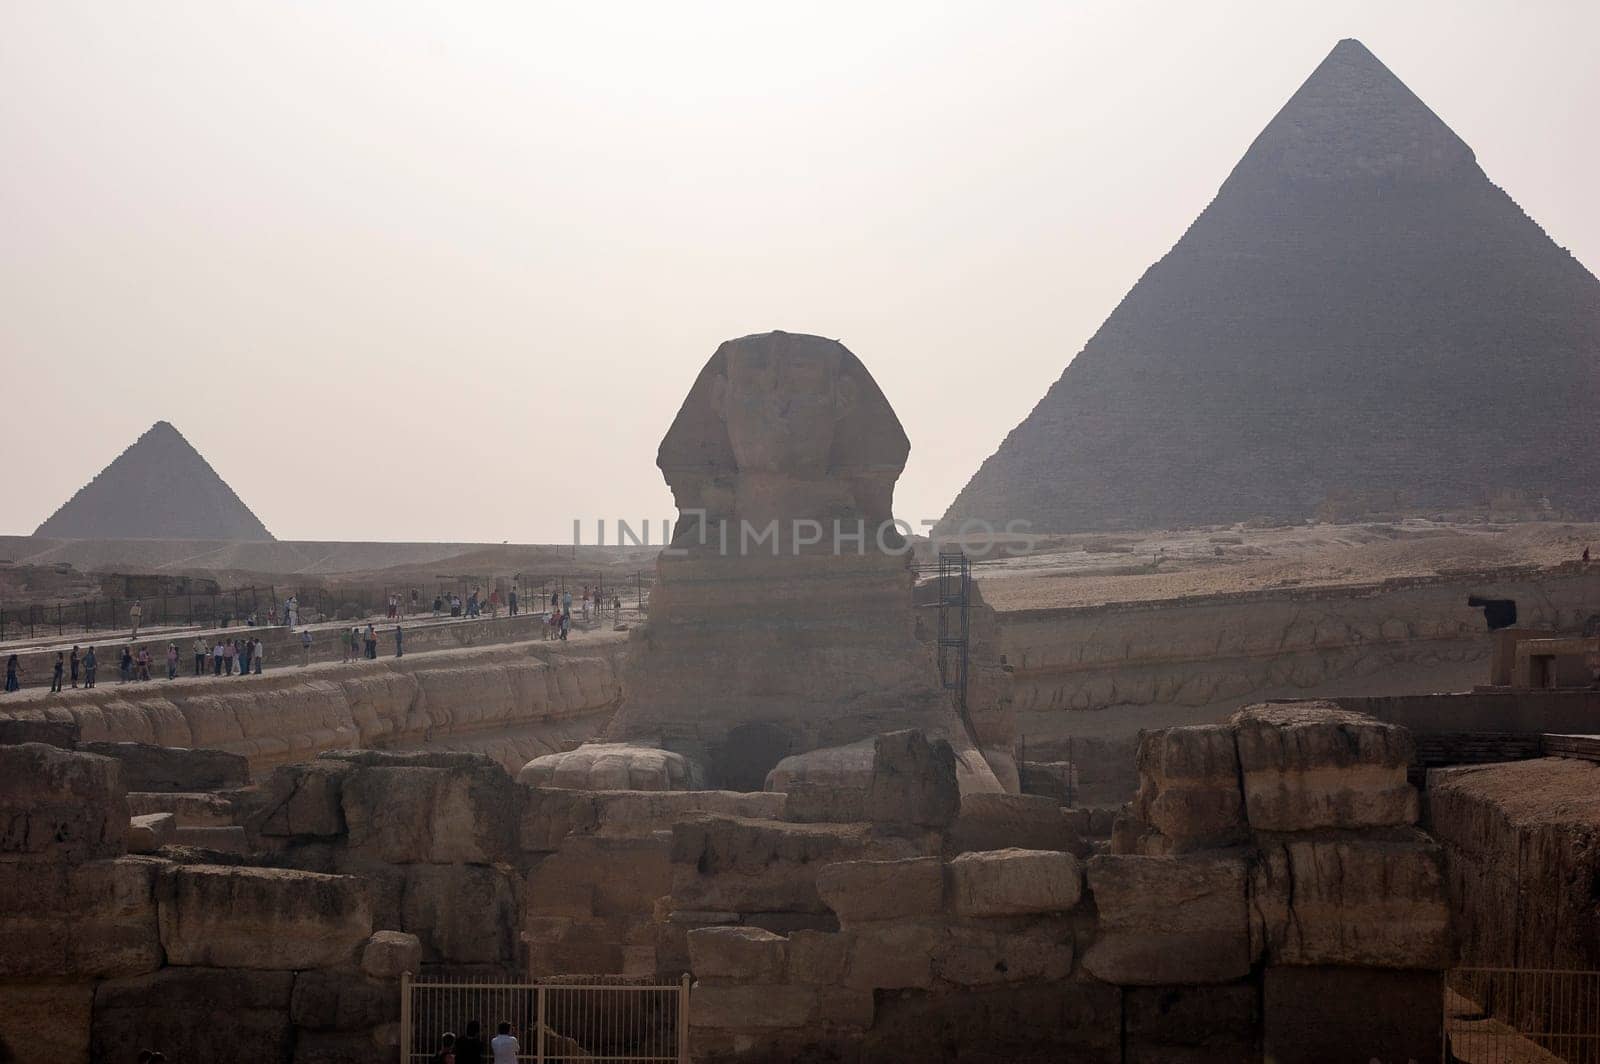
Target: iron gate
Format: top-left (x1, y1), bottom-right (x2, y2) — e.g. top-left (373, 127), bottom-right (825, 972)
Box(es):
top-left (1447, 968), bottom-right (1600, 1063)
top-left (401, 973), bottom-right (689, 1063)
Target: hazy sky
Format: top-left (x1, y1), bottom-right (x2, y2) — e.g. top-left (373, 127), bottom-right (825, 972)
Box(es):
top-left (4, 1), bottom-right (1597, 543)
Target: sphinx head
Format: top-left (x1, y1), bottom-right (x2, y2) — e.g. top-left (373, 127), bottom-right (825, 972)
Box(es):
top-left (710, 341), bottom-right (858, 477)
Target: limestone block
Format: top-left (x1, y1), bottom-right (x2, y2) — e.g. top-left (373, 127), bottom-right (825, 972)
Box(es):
top-left (524, 915), bottom-right (624, 975)
top-left (338, 754), bottom-right (516, 864)
top-left (865, 730), bottom-right (961, 828)
top-left (93, 968), bottom-right (295, 1064)
top-left (255, 761), bottom-right (352, 837)
top-left (519, 786), bottom-right (601, 852)
top-left (361, 930), bottom-right (423, 979)
top-left (80, 740), bottom-right (249, 791)
top-left (157, 864), bottom-right (373, 969)
top-left (815, 986), bottom-right (875, 1029)
top-left (946, 792), bottom-right (1085, 855)
top-left (402, 863), bottom-right (519, 965)
top-left (669, 815), bottom-right (923, 914)
top-left (786, 929), bottom-right (852, 984)
top-left (1231, 702), bottom-right (1417, 831)
top-left (0, 717), bottom-right (80, 747)
top-left (1251, 832), bottom-right (1451, 968)
top-left (519, 742), bottom-right (705, 790)
top-left (1123, 983), bottom-right (1258, 1064)
top-left (1132, 725), bottom-right (1248, 851)
top-left (128, 811), bottom-right (176, 852)
top-left (844, 923), bottom-right (939, 989)
top-left (0, 857), bottom-right (162, 979)
top-left (864, 979), bottom-right (1122, 1061)
top-left (947, 848), bottom-right (1084, 916)
top-left (815, 856), bottom-right (943, 925)
top-left (932, 923), bottom-right (1075, 986)
top-left (689, 926), bottom-right (788, 981)
top-left (0, 742), bottom-right (127, 860)
top-left (0, 983), bottom-right (94, 1064)
top-left (689, 983), bottom-right (817, 1031)
top-left (1083, 853), bottom-right (1252, 985)
top-left (173, 825), bottom-right (249, 853)
top-left (781, 781), bottom-right (867, 823)
top-left (128, 790), bottom-right (237, 827)
top-left (290, 970), bottom-right (398, 1031)
top-left (1262, 966), bottom-right (1442, 1064)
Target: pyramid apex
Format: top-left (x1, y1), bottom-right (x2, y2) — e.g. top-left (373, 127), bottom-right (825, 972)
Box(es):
top-left (1222, 38), bottom-right (1476, 189)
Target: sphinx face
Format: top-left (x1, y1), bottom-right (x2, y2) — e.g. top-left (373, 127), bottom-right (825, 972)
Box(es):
top-left (719, 347), bottom-right (847, 477)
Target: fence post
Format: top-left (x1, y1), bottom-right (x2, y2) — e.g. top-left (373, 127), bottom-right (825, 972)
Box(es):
top-left (399, 970), bottom-right (411, 1062)
top-left (678, 972), bottom-right (691, 1063)
top-left (535, 984), bottom-right (546, 1064)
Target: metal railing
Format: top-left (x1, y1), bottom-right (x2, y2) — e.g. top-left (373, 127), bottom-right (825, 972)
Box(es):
top-left (400, 973), bottom-right (689, 1063)
top-left (1447, 968), bottom-right (1600, 1063)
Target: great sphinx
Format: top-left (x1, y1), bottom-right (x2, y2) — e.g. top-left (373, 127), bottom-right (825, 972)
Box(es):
top-left (523, 331), bottom-right (1008, 793)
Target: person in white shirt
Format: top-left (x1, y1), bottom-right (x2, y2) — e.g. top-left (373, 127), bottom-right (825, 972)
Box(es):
top-left (490, 1022), bottom-right (519, 1064)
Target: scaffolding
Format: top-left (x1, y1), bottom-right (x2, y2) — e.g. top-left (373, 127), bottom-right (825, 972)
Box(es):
top-left (935, 550), bottom-right (971, 715)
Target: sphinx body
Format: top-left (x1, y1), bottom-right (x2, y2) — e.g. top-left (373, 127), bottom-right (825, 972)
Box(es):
top-left (522, 332), bottom-right (1005, 793)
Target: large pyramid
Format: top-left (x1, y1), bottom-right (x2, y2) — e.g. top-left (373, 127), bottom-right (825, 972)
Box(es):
top-left (35, 421), bottom-right (274, 541)
top-left (941, 39), bottom-right (1600, 533)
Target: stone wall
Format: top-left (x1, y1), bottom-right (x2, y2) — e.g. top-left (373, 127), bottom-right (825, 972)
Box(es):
top-left (0, 638), bottom-right (623, 777)
top-left (995, 564), bottom-right (1600, 802)
top-left (0, 741), bottom-right (419, 1064)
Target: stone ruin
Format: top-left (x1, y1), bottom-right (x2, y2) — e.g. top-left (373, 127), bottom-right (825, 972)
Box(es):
top-left (0, 331), bottom-right (1460, 1063)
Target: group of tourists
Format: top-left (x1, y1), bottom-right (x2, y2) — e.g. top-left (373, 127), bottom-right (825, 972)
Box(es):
top-left (340, 623), bottom-right (403, 661)
top-left (429, 1019), bottom-right (521, 1064)
top-left (191, 635), bottom-right (267, 677)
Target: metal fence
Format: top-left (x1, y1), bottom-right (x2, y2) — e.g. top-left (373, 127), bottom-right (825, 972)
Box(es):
top-left (400, 973), bottom-right (689, 1063)
top-left (1447, 968), bottom-right (1600, 1063)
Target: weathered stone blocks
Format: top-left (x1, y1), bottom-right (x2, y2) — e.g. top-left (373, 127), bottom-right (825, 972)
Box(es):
top-left (1231, 702), bottom-right (1417, 831)
top-left (335, 751), bottom-right (516, 864)
top-left (1250, 832), bottom-right (1451, 968)
top-left (0, 742), bottom-right (127, 860)
top-left (80, 740), bottom-right (249, 792)
top-left (360, 930), bottom-right (422, 979)
top-left (1262, 966), bottom-right (1441, 1064)
top-left (157, 864), bottom-right (372, 969)
top-left (815, 856), bottom-right (943, 924)
top-left (0, 983), bottom-right (95, 1064)
top-left (1083, 853), bottom-right (1252, 985)
top-left (0, 857), bottom-right (162, 979)
top-left (93, 967), bottom-right (296, 1064)
top-left (946, 849), bottom-right (1083, 916)
top-left (128, 811), bottom-right (176, 852)
top-left (689, 925), bottom-right (788, 981)
top-left (1132, 724), bottom-right (1248, 851)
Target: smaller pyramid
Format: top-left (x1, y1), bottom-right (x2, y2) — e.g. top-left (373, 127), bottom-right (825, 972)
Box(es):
top-left (35, 422), bottom-right (275, 541)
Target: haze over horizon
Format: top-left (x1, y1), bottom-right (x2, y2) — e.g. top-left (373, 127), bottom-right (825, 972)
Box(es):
top-left (4, 2), bottom-right (1598, 544)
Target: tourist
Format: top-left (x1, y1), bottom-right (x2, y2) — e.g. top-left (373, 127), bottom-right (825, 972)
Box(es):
top-left (213, 640), bottom-right (225, 676)
top-left (561, 589), bottom-right (572, 615)
top-left (193, 637), bottom-right (207, 676)
top-left (559, 610), bottom-right (570, 641)
top-left (450, 594), bottom-right (462, 618)
top-left (268, 605), bottom-right (278, 626)
top-left (341, 626), bottom-right (353, 663)
top-left (254, 638), bottom-right (264, 674)
top-left (490, 1022), bottom-right (519, 1064)
top-left (431, 1032), bottom-right (456, 1064)
top-left (129, 599), bottom-right (143, 639)
top-left (612, 595), bottom-right (621, 619)
top-left (546, 609), bottom-right (558, 640)
top-left (301, 629), bottom-right (313, 666)
top-left (223, 639), bottom-right (236, 676)
top-left (136, 646), bottom-right (151, 681)
top-left (508, 589), bottom-right (518, 617)
top-left (70, 645), bottom-right (80, 688)
top-left (238, 637), bottom-right (253, 676)
top-left (488, 588), bottom-right (500, 618)
top-left (50, 651), bottom-right (65, 693)
top-left (455, 1020), bottom-right (486, 1064)
top-left (410, 588), bottom-right (419, 615)
top-left (551, 589), bottom-right (559, 611)
top-left (119, 646), bottom-right (134, 683)
top-left (394, 624), bottom-right (403, 658)
top-left (166, 643), bottom-right (178, 681)
top-left (83, 647), bottom-right (97, 688)
top-left (432, 594), bottom-right (443, 617)
top-left (364, 623), bottom-right (377, 659)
